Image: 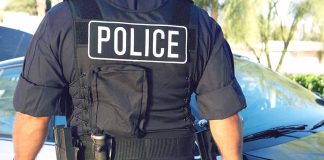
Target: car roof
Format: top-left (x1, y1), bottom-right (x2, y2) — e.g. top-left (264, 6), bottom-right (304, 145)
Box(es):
top-left (0, 26), bottom-right (32, 61)
top-left (0, 57), bottom-right (24, 68)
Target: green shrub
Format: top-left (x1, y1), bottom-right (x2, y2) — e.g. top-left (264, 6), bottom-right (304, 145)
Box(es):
top-left (286, 74), bottom-right (324, 95)
top-left (4, 0), bottom-right (37, 15)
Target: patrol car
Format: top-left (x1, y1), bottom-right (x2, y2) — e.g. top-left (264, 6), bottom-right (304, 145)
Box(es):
top-left (0, 56), bottom-right (323, 160)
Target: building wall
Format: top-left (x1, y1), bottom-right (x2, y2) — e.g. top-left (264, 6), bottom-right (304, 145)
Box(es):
top-left (233, 41), bottom-right (324, 75)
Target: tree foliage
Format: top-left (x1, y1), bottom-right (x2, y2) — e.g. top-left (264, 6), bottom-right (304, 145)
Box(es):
top-left (274, 0), bottom-right (313, 71)
top-left (258, 0), bottom-right (278, 68)
top-left (303, 0), bottom-right (324, 41)
top-left (4, 0), bottom-right (37, 15)
top-left (194, 0), bottom-right (323, 72)
top-left (221, 0), bottom-right (260, 43)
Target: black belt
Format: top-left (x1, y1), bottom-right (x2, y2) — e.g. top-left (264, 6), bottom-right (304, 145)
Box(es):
top-left (76, 135), bottom-right (194, 160)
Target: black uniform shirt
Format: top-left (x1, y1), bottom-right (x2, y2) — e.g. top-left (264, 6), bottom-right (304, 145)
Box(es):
top-left (14, 0), bottom-right (246, 120)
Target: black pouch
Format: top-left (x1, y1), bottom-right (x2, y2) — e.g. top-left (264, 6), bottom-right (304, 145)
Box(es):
top-left (89, 64), bottom-right (148, 137)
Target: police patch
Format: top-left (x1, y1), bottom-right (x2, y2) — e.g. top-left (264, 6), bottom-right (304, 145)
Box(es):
top-left (88, 21), bottom-right (188, 64)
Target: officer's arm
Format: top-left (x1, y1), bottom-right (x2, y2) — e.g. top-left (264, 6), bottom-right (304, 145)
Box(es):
top-left (209, 113), bottom-right (242, 160)
top-left (13, 112), bottom-right (50, 160)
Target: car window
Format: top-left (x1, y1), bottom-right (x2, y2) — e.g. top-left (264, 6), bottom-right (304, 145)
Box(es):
top-left (0, 65), bottom-right (21, 135)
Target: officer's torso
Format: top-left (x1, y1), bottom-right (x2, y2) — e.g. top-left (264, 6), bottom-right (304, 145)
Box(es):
top-left (67, 0), bottom-right (198, 138)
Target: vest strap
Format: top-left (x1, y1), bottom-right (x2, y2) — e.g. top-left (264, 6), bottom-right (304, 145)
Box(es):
top-left (171, 0), bottom-right (193, 26)
top-left (68, 0), bottom-right (102, 19)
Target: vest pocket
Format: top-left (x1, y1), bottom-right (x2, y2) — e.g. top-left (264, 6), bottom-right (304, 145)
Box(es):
top-left (89, 64), bottom-right (148, 137)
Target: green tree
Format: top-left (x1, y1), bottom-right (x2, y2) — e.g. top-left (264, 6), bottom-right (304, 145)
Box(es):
top-left (252, 0), bottom-right (316, 71)
top-left (258, 0), bottom-right (278, 69)
top-left (4, 0), bottom-right (37, 15)
top-left (195, 0), bottom-right (260, 45)
top-left (221, 0), bottom-right (261, 64)
top-left (195, 0), bottom-right (322, 72)
top-left (275, 0), bottom-right (313, 71)
top-left (302, 0), bottom-right (324, 41)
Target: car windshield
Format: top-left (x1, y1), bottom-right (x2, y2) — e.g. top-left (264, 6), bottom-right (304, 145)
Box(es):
top-left (235, 57), bottom-right (324, 135)
top-left (0, 65), bottom-right (21, 135)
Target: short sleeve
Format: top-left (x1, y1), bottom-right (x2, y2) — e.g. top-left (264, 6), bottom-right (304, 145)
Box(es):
top-left (13, 4), bottom-right (70, 117)
top-left (195, 40), bottom-right (246, 120)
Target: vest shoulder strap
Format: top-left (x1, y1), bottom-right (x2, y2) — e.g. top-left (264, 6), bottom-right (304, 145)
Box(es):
top-left (171, 0), bottom-right (193, 26)
top-left (67, 0), bottom-right (102, 19)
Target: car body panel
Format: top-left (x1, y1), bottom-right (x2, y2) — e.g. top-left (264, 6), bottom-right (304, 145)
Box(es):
top-left (234, 57), bottom-right (324, 136)
top-left (0, 27), bottom-right (32, 61)
top-left (0, 138), bottom-right (56, 160)
top-left (245, 131), bottom-right (324, 160)
top-left (191, 56), bottom-right (324, 159)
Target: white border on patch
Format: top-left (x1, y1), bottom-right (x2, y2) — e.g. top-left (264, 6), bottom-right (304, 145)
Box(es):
top-left (88, 20), bottom-right (188, 64)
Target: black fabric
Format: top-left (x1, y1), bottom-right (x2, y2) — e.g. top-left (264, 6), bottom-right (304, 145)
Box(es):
top-left (67, 0), bottom-right (197, 136)
top-left (197, 78), bottom-right (246, 119)
top-left (77, 135), bottom-right (194, 160)
top-left (187, 28), bottom-right (197, 51)
top-left (105, 0), bottom-right (168, 11)
top-left (195, 39), bottom-right (246, 120)
top-left (68, 0), bottom-right (103, 45)
top-left (68, 0), bottom-right (102, 19)
top-left (13, 1), bottom-right (246, 137)
top-left (89, 64), bottom-right (148, 137)
top-left (113, 136), bottom-right (194, 160)
top-left (13, 75), bottom-right (66, 116)
top-left (75, 22), bottom-right (88, 45)
top-left (171, 0), bottom-right (192, 26)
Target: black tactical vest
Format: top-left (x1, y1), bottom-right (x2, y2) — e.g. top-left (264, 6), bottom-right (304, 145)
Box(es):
top-left (67, 0), bottom-right (198, 138)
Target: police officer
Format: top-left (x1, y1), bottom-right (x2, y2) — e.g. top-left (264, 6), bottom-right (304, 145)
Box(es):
top-left (13, 0), bottom-right (246, 160)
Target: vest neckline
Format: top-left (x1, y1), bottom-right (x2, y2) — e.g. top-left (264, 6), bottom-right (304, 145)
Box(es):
top-left (105, 0), bottom-right (170, 13)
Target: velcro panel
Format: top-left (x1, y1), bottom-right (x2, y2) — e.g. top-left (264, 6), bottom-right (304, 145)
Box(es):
top-left (187, 27), bottom-right (197, 51)
top-left (75, 21), bottom-right (88, 45)
top-left (171, 0), bottom-right (192, 26)
top-left (171, 0), bottom-right (197, 52)
top-left (69, 0), bottom-right (102, 19)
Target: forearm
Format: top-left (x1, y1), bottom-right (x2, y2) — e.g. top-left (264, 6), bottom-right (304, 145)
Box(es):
top-left (209, 114), bottom-right (242, 160)
top-left (13, 112), bottom-right (50, 160)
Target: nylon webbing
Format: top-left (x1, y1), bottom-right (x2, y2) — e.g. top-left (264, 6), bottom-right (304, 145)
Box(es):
top-left (171, 0), bottom-right (196, 52)
top-left (68, 0), bottom-right (102, 19)
top-left (68, 0), bottom-right (103, 45)
top-left (171, 0), bottom-right (193, 26)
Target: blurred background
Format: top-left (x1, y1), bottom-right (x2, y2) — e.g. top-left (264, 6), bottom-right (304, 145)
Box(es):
top-left (0, 0), bottom-right (323, 95)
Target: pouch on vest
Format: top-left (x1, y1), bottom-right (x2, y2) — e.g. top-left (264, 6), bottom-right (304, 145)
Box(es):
top-left (89, 64), bottom-right (148, 137)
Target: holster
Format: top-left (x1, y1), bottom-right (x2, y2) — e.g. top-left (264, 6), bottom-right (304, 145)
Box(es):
top-left (54, 125), bottom-right (79, 160)
top-left (194, 120), bottom-right (219, 160)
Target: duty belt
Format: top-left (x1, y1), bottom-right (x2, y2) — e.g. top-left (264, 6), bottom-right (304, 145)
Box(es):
top-left (77, 135), bottom-right (195, 160)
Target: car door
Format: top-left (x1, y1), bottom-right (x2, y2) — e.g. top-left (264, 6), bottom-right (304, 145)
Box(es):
top-left (0, 61), bottom-right (56, 160)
